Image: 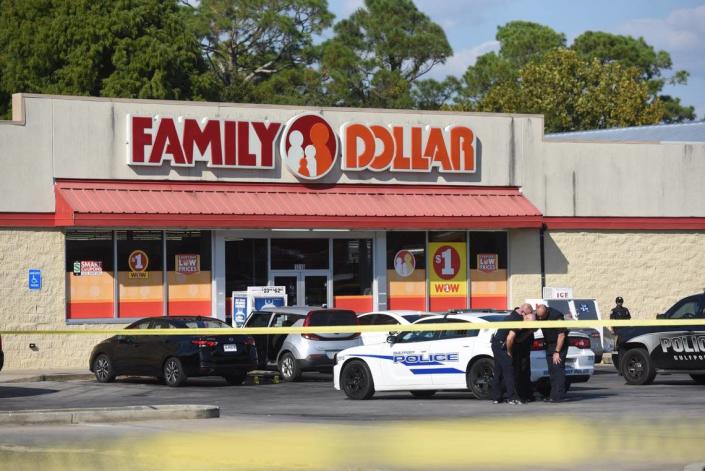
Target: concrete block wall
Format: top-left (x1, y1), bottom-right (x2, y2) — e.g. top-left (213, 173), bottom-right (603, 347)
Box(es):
top-left (544, 230), bottom-right (705, 319)
top-left (0, 229), bottom-right (111, 369)
top-left (508, 229), bottom-right (543, 307)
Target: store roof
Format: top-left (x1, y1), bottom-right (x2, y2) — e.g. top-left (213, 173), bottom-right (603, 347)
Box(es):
top-left (54, 180), bottom-right (542, 229)
top-left (544, 121), bottom-right (705, 143)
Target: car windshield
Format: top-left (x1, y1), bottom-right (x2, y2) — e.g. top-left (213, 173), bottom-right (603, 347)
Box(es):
top-left (176, 319), bottom-right (231, 329)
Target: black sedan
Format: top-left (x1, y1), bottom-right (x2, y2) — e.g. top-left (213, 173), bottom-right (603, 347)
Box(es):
top-left (89, 316), bottom-right (257, 387)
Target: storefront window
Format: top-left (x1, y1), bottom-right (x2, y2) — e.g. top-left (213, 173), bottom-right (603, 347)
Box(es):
top-left (225, 239), bottom-right (268, 318)
top-left (167, 231), bottom-right (211, 316)
top-left (66, 231), bottom-right (114, 319)
top-left (428, 231), bottom-right (468, 311)
top-left (469, 231), bottom-right (508, 309)
top-left (270, 238), bottom-right (329, 270)
top-left (333, 239), bottom-right (373, 313)
top-left (387, 232), bottom-right (426, 310)
top-left (116, 230), bottom-right (164, 318)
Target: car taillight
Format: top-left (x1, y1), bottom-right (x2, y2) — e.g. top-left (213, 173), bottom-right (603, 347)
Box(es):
top-left (569, 337), bottom-right (591, 349)
top-left (192, 339), bottom-right (218, 348)
top-left (531, 339), bottom-right (546, 351)
top-left (302, 333), bottom-right (322, 340)
top-left (243, 337), bottom-right (256, 346)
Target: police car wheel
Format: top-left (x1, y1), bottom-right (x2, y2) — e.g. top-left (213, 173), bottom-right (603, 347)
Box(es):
top-left (467, 358), bottom-right (494, 400)
top-left (621, 348), bottom-right (656, 385)
top-left (410, 390), bottom-right (437, 398)
top-left (690, 374), bottom-right (705, 385)
top-left (341, 360), bottom-right (375, 400)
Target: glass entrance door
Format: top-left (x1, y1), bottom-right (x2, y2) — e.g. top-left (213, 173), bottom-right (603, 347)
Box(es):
top-left (272, 270), bottom-right (330, 307)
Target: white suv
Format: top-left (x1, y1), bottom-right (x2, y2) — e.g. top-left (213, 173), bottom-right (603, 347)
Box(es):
top-left (334, 313), bottom-right (594, 399)
top-left (245, 307), bottom-right (361, 381)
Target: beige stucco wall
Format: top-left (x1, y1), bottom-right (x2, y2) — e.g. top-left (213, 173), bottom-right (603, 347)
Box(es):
top-left (0, 229), bottom-right (112, 369)
top-left (544, 230), bottom-right (705, 319)
top-left (508, 229), bottom-right (543, 307)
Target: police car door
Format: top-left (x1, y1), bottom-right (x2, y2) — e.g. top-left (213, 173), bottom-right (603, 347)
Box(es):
top-left (384, 327), bottom-right (439, 386)
top-left (428, 319), bottom-right (475, 387)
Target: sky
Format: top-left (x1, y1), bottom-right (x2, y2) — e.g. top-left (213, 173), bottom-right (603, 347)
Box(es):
top-left (328, 0), bottom-right (705, 119)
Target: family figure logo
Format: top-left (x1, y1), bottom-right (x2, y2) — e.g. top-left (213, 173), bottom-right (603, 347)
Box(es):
top-left (280, 113), bottom-right (338, 179)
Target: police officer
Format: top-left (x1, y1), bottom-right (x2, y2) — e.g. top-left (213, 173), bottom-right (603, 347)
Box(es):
top-left (535, 304), bottom-right (569, 402)
top-left (490, 306), bottom-right (524, 404)
top-left (513, 305), bottom-right (536, 402)
top-left (610, 296), bottom-right (631, 320)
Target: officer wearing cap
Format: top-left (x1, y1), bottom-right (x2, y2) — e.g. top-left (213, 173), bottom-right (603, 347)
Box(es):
top-left (610, 297), bottom-right (631, 320)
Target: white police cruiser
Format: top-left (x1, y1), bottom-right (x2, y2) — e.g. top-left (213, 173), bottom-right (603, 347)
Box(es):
top-left (333, 313), bottom-right (595, 400)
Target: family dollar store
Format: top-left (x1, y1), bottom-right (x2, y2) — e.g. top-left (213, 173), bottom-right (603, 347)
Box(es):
top-left (1, 94), bottom-right (704, 369)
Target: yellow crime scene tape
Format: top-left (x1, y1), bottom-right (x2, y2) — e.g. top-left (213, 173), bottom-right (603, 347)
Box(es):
top-left (1, 417), bottom-right (704, 470)
top-left (1, 318), bottom-right (705, 336)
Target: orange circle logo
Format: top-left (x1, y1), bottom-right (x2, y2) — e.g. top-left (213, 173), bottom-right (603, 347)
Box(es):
top-left (128, 250), bottom-right (149, 272)
top-left (280, 113), bottom-right (338, 180)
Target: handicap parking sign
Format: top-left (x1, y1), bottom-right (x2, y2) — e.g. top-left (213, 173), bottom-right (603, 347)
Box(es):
top-left (29, 269), bottom-right (42, 290)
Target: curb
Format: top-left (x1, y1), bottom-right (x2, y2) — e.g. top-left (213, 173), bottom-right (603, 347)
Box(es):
top-left (0, 404), bottom-right (219, 425)
top-left (1, 371), bottom-right (282, 384)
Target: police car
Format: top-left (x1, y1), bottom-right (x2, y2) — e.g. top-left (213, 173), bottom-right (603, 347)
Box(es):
top-left (357, 310), bottom-right (434, 345)
top-left (333, 313), bottom-right (595, 400)
top-left (613, 293), bottom-right (705, 385)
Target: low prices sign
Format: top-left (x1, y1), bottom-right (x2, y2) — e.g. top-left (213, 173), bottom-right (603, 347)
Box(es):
top-left (428, 242), bottom-right (467, 310)
top-left (478, 254), bottom-right (498, 273)
top-left (175, 254), bottom-right (200, 275)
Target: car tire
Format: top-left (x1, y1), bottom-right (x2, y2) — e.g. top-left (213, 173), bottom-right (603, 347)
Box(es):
top-left (621, 348), bottom-right (656, 385)
top-left (340, 360), bottom-right (375, 400)
top-left (594, 354), bottom-right (603, 364)
top-left (410, 390), bottom-right (437, 398)
top-left (278, 352), bottom-right (301, 382)
top-left (163, 357), bottom-right (187, 387)
top-left (224, 373), bottom-right (247, 385)
top-left (466, 358), bottom-right (494, 400)
top-left (93, 354), bottom-right (116, 383)
top-left (690, 374), bottom-right (705, 385)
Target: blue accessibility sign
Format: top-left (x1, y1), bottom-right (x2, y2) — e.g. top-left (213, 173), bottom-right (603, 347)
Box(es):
top-left (29, 269), bottom-right (42, 290)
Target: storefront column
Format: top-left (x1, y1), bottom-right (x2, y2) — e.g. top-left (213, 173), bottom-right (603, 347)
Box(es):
top-left (212, 231), bottom-right (226, 321)
top-left (373, 231), bottom-right (387, 311)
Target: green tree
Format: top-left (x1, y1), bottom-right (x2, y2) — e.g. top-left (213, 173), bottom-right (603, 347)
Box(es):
top-left (321, 0), bottom-right (451, 108)
top-left (572, 31), bottom-right (692, 122)
top-left (191, 0), bottom-right (333, 104)
top-left (458, 21), bottom-right (564, 108)
top-left (479, 49), bottom-right (664, 132)
top-left (0, 0), bottom-right (215, 118)
top-left (411, 77), bottom-right (460, 110)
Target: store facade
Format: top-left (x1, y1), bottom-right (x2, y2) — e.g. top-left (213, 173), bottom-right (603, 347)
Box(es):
top-left (1, 94), bottom-right (704, 369)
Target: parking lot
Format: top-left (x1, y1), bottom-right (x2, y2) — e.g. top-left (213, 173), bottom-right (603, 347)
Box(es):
top-left (1, 365), bottom-right (705, 471)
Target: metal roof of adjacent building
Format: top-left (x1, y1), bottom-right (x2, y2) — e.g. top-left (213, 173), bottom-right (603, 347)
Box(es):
top-left (544, 121), bottom-right (705, 143)
top-left (54, 180), bottom-right (543, 229)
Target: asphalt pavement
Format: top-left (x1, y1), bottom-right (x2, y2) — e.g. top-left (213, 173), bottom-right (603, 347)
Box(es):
top-left (1, 366), bottom-right (704, 470)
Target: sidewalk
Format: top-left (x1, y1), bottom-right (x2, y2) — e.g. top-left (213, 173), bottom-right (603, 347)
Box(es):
top-left (0, 368), bottom-right (94, 383)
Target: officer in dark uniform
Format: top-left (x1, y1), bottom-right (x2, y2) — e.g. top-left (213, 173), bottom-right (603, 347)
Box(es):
top-left (609, 296), bottom-right (631, 339)
top-left (610, 297), bottom-right (631, 320)
top-left (513, 305), bottom-right (536, 402)
top-left (535, 304), bottom-right (569, 402)
top-left (490, 307), bottom-right (523, 404)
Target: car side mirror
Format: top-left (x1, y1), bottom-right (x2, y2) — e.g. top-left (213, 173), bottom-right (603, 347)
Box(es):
top-left (386, 334), bottom-right (397, 345)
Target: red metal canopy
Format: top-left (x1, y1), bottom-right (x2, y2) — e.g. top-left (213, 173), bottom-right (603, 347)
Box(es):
top-left (54, 180), bottom-right (542, 229)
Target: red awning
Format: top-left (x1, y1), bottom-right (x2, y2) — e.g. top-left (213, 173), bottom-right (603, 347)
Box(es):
top-left (55, 180), bottom-right (542, 229)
